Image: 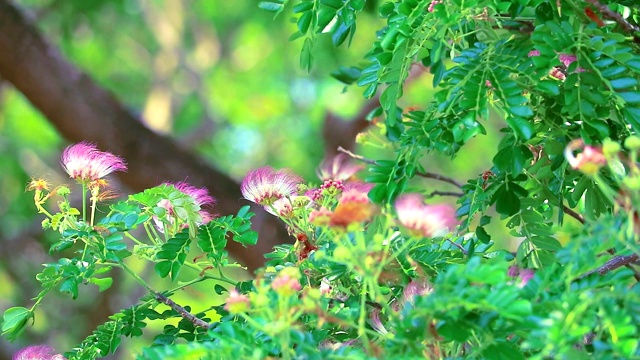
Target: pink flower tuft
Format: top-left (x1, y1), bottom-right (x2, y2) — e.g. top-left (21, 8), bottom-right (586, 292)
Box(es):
top-left (61, 142), bottom-right (127, 182)
top-left (241, 167), bottom-right (303, 206)
top-left (317, 154), bottom-right (364, 182)
top-left (13, 345), bottom-right (66, 360)
top-left (558, 53), bottom-right (577, 67)
top-left (395, 194), bottom-right (457, 237)
top-left (528, 49), bottom-right (540, 57)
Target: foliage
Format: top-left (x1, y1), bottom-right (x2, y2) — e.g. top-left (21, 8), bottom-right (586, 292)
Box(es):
top-left (3, 0), bottom-right (640, 359)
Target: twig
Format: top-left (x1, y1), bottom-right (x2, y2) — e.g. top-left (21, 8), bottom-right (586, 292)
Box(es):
top-left (579, 254), bottom-right (639, 279)
top-left (337, 146), bottom-right (376, 165)
top-left (337, 146), bottom-right (463, 189)
top-left (584, 0), bottom-right (639, 33)
top-left (155, 292), bottom-right (212, 330)
top-left (415, 172), bottom-right (463, 189)
top-left (447, 239), bottom-right (468, 255)
top-left (562, 204), bottom-right (585, 225)
top-left (426, 190), bottom-right (464, 198)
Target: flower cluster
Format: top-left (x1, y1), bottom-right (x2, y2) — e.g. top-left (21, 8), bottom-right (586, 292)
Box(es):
top-left (61, 142), bottom-right (127, 183)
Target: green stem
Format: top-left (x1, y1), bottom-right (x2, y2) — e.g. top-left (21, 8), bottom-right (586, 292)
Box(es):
top-left (81, 182), bottom-right (87, 223)
top-left (117, 260), bottom-right (155, 293)
top-left (90, 191), bottom-right (98, 226)
top-left (358, 281), bottom-right (372, 354)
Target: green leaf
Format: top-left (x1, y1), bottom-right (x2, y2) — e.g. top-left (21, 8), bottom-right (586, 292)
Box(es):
top-left (300, 37), bottom-right (314, 72)
top-left (492, 145), bottom-right (533, 174)
top-left (619, 91), bottom-right (640, 104)
top-left (155, 261), bottom-right (172, 278)
top-left (89, 277), bottom-right (114, 292)
top-left (506, 117), bottom-right (534, 140)
top-left (536, 80), bottom-right (560, 95)
top-left (1, 307), bottom-right (31, 340)
top-left (509, 106), bottom-right (533, 118)
top-left (610, 77), bottom-right (638, 90)
top-left (493, 185), bottom-right (521, 216)
top-left (258, 1), bottom-right (284, 13)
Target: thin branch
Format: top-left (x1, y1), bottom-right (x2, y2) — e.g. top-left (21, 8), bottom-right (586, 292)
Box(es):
top-left (447, 239), bottom-right (468, 255)
top-left (337, 146), bottom-right (376, 165)
top-left (562, 204), bottom-right (585, 225)
top-left (426, 190), bottom-right (464, 198)
top-left (415, 172), bottom-right (463, 189)
top-left (584, 0), bottom-right (639, 33)
top-left (579, 254), bottom-right (639, 279)
top-left (155, 292), bottom-right (212, 330)
top-left (337, 146), bottom-right (463, 189)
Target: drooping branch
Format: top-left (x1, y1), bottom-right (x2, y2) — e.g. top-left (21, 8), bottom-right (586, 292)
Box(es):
top-left (0, 0), bottom-right (288, 271)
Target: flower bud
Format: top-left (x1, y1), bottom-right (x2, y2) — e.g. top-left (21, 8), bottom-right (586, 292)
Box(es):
top-left (224, 290), bottom-right (251, 314)
top-left (271, 267), bottom-right (302, 297)
top-left (624, 135), bottom-right (640, 151)
top-left (602, 138), bottom-right (621, 158)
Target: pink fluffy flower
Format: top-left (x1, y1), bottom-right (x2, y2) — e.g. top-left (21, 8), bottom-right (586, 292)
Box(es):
top-left (317, 154), bottom-right (364, 182)
top-left (61, 142), bottom-right (126, 182)
top-left (241, 166), bottom-right (302, 206)
top-left (394, 194), bottom-right (457, 237)
top-left (528, 49), bottom-right (540, 57)
top-left (13, 345), bottom-right (66, 360)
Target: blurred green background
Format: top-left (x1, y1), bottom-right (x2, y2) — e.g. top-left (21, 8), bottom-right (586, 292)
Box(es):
top-left (0, 1), bottom-right (503, 358)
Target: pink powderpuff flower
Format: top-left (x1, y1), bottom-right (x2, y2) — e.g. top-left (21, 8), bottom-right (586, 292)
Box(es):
top-left (61, 142), bottom-right (127, 182)
top-left (528, 49), bottom-right (540, 57)
top-left (241, 166), bottom-right (303, 206)
top-left (395, 194), bottom-right (457, 237)
top-left (13, 345), bottom-right (66, 360)
top-left (317, 154), bottom-right (364, 182)
top-left (402, 280), bottom-right (433, 304)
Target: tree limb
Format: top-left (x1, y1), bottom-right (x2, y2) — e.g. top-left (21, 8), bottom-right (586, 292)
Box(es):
top-left (0, 0), bottom-right (289, 271)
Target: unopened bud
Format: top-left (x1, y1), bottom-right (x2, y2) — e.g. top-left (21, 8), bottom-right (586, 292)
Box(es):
top-left (624, 136), bottom-right (640, 151)
top-left (602, 138), bottom-right (621, 158)
top-left (224, 290), bottom-right (250, 314)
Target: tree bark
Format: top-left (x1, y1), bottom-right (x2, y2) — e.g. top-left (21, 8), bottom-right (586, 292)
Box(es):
top-left (0, 0), bottom-right (288, 271)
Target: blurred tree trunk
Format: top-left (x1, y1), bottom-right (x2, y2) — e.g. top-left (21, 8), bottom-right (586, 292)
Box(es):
top-left (0, 0), bottom-right (289, 272)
